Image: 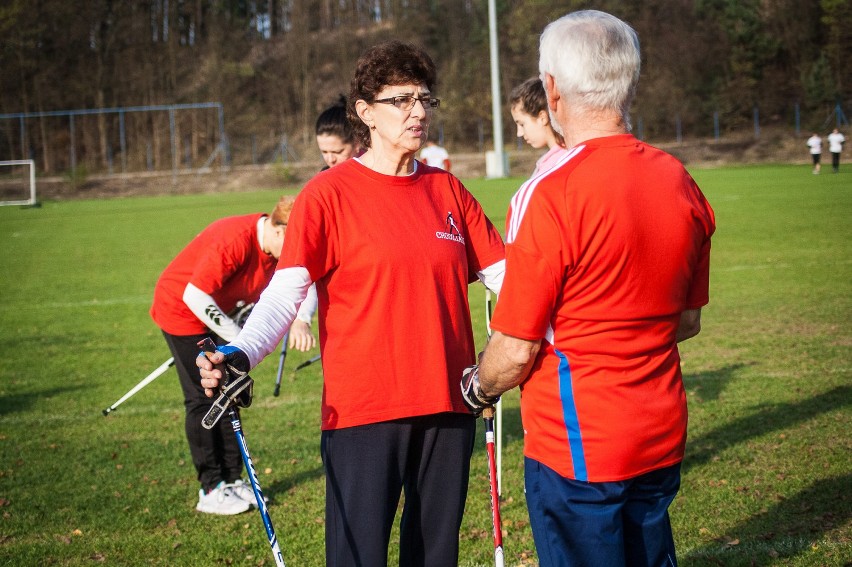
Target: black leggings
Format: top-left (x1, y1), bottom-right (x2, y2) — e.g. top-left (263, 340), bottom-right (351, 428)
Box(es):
top-left (162, 331), bottom-right (243, 492)
top-left (321, 413), bottom-right (476, 567)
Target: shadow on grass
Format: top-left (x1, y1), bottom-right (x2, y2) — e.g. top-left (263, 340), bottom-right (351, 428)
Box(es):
top-left (684, 385), bottom-right (851, 475)
top-left (682, 473), bottom-right (851, 565)
top-left (0, 384), bottom-right (84, 416)
top-left (682, 363), bottom-right (749, 402)
top-left (265, 464), bottom-right (325, 499)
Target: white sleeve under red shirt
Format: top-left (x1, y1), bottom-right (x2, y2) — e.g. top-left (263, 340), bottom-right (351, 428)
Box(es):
top-left (491, 134), bottom-right (716, 482)
top-left (278, 159), bottom-right (505, 430)
top-left (150, 213), bottom-right (278, 336)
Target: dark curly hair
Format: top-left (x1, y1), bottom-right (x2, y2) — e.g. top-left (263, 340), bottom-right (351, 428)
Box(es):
top-left (347, 40), bottom-right (437, 148)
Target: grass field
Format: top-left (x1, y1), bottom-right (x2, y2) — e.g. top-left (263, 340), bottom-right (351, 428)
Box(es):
top-left (0, 163), bottom-right (849, 566)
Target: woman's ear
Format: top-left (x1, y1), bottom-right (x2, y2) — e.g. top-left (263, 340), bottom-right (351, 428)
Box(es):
top-left (355, 100), bottom-right (373, 128)
top-left (537, 110), bottom-right (550, 126)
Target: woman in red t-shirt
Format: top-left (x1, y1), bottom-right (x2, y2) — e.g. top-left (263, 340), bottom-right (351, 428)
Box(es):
top-left (198, 40), bottom-right (505, 564)
top-left (151, 196), bottom-right (317, 515)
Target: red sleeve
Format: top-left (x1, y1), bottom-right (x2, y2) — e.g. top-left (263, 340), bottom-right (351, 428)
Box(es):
top-left (459, 180), bottom-right (505, 282)
top-left (277, 181), bottom-right (339, 282)
top-left (685, 238), bottom-right (711, 309)
top-left (684, 183), bottom-right (716, 310)
top-left (490, 194), bottom-right (563, 341)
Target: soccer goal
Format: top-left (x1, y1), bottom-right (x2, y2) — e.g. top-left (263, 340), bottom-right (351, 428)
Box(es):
top-left (0, 160), bottom-right (37, 207)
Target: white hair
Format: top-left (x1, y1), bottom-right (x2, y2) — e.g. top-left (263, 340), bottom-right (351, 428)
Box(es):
top-left (539, 10), bottom-right (641, 130)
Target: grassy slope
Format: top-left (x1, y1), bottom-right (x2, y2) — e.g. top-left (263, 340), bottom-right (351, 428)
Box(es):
top-left (0, 165), bottom-right (849, 565)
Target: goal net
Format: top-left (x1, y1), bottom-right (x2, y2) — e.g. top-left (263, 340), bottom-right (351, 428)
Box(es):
top-left (0, 160), bottom-right (37, 207)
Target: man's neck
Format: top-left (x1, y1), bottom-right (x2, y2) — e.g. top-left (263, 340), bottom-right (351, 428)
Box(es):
top-left (561, 112), bottom-right (628, 148)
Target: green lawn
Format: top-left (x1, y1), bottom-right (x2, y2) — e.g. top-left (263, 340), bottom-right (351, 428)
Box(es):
top-left (0, 163), bottom-right (849, 566)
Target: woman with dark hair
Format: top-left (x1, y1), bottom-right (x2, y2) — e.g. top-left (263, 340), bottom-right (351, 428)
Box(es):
top-left (509, 76), bottom-right (568, 176)
top-left (199, 40), bottom-right (505, 564)
top-left (315, 94), bottom-right (362, 169)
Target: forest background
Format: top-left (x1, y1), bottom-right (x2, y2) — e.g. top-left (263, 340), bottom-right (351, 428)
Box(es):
top-left (1, 0), bottom-right (850, 180)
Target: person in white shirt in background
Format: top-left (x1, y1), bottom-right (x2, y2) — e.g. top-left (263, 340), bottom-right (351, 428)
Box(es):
top-left (419, 137), bottom-right (451, 171)
top-left (827, 128), bottom-right (845, 173)
top-left (806, 132), bottom-right (822, 174)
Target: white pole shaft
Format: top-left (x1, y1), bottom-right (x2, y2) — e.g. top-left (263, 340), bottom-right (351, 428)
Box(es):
top-left (485, 289), bottom-right (502, 495)
top-left (105, 357), bottom-right (174, 413)
top-left (496, 398), bottom-right (503, 496)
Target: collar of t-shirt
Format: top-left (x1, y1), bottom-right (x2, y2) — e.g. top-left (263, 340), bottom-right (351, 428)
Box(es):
top-left (354, 156), bottom-right (419, 176)
top-left (256, 216), bottom-right (266, 252)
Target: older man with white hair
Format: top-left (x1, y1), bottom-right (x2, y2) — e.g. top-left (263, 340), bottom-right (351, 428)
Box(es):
top-left (461, 10), bottom-right (716, 566)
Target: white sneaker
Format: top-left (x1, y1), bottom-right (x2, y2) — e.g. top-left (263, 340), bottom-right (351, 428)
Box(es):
top-left (227, 479), bottom-right (269, 508)
top-left (196, 481), bottom-right (251, 515)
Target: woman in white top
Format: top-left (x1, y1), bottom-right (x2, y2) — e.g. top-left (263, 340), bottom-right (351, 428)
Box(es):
top-left (806, 132), bottom-right (822, 174)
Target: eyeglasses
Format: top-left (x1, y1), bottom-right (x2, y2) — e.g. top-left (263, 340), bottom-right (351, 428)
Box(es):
top-left (374, 95), bottom-right (440, 111)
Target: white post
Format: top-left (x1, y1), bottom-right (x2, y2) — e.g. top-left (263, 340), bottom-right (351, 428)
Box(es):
top-left (486, 0), bottom-right (507, 178)
top-left (28, 159), bottom-right (36, 205)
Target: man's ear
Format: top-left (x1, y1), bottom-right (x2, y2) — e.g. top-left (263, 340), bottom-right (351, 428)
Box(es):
top-left (543, 73), bottom-right (559, 112)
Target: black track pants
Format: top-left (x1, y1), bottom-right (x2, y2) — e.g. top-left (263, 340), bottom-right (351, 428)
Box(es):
top-left (321, 412), bottom-right (477, 567)
top-left (163, 331), bottom-right (243, 492)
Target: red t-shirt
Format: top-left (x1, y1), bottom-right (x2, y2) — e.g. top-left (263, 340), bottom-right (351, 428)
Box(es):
top-left (492, 134), bottom-right (716, 481)
top-left (151, 213), bottom-right (277, 336)
top-left (279, 159), bottom-right (505, 430)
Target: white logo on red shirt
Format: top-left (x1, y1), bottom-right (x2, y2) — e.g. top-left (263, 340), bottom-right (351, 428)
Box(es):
top-left (436, 211), bottom-right (465, 244)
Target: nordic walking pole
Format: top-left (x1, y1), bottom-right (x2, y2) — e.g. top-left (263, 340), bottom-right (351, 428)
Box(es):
top-left (230, 406), bottom-right (284, 567)
top-left (484, 404), bottom-right (504, 567)
top-left (102, 357), bottom-right (175, 416)
top-left (273, 334), bottom-right (288, 396)
top-left (485, 290), bottom-right (503, 495)
top-left (483, 290), bottom-right (504, 565)
top-left (198, 339), bottom-right (285, 567)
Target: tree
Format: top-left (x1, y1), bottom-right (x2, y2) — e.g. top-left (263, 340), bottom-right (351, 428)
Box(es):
top-left (1, 0), bottom-right (848, 175)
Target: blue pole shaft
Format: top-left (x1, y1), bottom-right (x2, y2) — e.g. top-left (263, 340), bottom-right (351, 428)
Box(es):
top-left (230, 408), bottom-right (286, 567)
